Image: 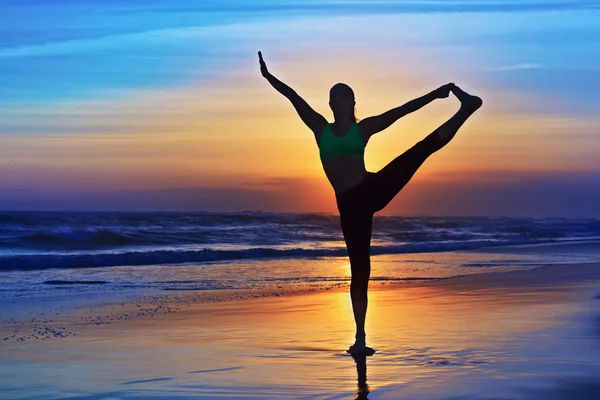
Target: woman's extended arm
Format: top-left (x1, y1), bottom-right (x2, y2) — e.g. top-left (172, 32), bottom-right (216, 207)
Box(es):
top-left (259, 51), bottom-right (327, 134)
top-left (359, 83), bottom-right (455, 138)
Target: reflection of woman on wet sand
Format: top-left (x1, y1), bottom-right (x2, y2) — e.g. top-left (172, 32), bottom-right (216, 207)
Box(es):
top-left (258, 51), bottom-right (482, 356)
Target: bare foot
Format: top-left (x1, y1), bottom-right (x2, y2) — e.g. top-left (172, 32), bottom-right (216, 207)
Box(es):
top-left (347, 342), bottom-right (376, 356)
top-left (452, 85), bottom-right (483, 111)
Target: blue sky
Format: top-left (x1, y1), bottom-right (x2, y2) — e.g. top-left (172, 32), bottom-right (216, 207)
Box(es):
top-left (2, 1), bottom-right (599, 109)
top-left (0, 1), bottom-right (599, 216)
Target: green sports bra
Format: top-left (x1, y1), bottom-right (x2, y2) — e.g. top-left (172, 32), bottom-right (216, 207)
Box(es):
top-left (319, 122), bottom-right (365, 161)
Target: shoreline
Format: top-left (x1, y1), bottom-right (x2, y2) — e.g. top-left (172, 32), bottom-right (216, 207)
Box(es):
top-left (2, 260), bottom-right (599, 344)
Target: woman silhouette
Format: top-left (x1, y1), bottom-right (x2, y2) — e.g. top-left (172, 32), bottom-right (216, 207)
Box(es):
top-left (258, 51), bottom-right (482, 356)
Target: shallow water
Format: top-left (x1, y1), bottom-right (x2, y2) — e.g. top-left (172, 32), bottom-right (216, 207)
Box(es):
top-left (2, 263), bottom-right (600, 399)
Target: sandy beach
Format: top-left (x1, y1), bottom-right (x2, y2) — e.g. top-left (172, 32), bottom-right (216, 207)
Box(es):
top-left (2, 260), bottom-right (600, 399)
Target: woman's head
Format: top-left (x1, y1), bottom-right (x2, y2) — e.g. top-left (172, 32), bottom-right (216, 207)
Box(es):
top-left (329, 83), bottom-right (358, 123)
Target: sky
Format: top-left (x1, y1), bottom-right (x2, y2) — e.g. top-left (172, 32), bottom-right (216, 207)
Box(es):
top-left (0, 0), bottom-right (599, 217)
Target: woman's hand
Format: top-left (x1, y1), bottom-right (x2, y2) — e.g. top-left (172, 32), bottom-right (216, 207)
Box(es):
top-left (433, 83), bottom-right (455, 99)
top-left (258, 51), bottom-right (269, 78)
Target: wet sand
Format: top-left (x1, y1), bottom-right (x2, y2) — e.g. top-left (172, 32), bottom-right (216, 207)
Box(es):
top-left (2, 262), bottom-right (600, 399)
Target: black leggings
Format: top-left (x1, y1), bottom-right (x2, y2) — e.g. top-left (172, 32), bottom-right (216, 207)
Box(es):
top-left (335, 131), bottom-right (446, 280)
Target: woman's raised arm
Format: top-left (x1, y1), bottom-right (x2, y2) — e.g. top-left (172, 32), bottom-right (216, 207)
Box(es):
top-left (259, 51), bottom-right (327, 134)
top-left (359, 83), bottom-right (455, 139)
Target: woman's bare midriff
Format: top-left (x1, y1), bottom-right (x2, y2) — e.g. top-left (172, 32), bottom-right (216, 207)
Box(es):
top-left (321, 156), bottom-right (369, 195)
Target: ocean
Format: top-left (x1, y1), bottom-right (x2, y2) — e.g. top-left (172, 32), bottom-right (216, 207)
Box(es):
top-left (1, 211), bottom-right (600, 302)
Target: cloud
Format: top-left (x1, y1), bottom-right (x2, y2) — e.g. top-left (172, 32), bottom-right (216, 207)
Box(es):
top-left (0, 186), bottom-right (32, 192)
top-left (118, 176), bottom-right (333, 213)
top-left (382, 170), bottom-right (600, 218)
top-left (491, 63), bottom-right (544, 71)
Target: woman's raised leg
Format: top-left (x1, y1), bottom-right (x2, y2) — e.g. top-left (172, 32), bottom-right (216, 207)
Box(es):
top-left (370, 86), bottom-right (482, 213)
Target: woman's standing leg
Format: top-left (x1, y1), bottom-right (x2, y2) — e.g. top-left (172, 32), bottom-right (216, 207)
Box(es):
top-left (339, 210), bottom-right (376, 355)
top-left (370, 87), bottom-right (482, 212)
